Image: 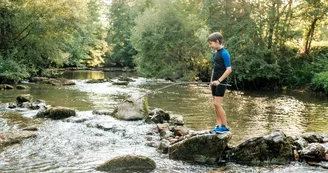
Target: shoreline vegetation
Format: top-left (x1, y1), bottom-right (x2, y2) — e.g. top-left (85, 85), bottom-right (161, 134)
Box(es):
top-left (1, 67), bottom-right (327, 97)
top-left (1, 0), bottom-right (327, 95)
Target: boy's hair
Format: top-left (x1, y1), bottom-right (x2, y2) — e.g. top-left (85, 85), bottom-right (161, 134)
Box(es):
top-left (207, 32), bottom-right (223, 44)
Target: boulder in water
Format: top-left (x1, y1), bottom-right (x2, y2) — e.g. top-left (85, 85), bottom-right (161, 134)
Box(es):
top-left (0, 84), bottom-right (14, 90)
top-left (29, 77), bottom-right (75, 86)
top-left (16, 85), bottom-right (30, 90)
top-left (86, 79), bottom-right (105, 83)
top-left (169, 114), bottom-right (184, 126)
top-left (301, 132), bottom-right (324, 143)
top-left (112, 81), bottom-right (129, 85)
top-left (231, 130), bottom-right (293, 164)
top-left (96, 155), bottom-right (156, 172)
top-left (168, 132), bottom-right (231, 164)
top-left (8, 103), bottom-right (16, 109)
top-left (300, 143), bottom-right (326, 161)
top-left (172, 126), bottom-right (189, 136)
top-left (145, 108), bottom-right (170, 124)
top-left (111, 93), bottom-right (148, 121)
top-left (16, 94), bottom-right (33, 105)
top-left (118, 76), bottom-right (135, 82)
top-left (157, 139), bottom-right (170, 154)
top-left (36, 106), bottom-right (76, 120)
top-left (293, 136), bottom-right (309, 150)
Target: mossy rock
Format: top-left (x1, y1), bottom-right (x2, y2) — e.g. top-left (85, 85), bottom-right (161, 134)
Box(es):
top-left (112, 81), bottom-right (129, 85)
top-left (16, 85), bottom-right (30, 90)
top-left (36, 107), bottom-right (76, 120)
top-left (231, 130), bottom-right (293, 165)
top-left (168, 132), bottom-right (231, 164)
top-left (118, 76), bottom-right (135, 82)
top-left (0, 84), bottom-right (14, 90)
top-left (16, 94), bottom-right (33, 104)
top-left (96, 155), bottom-right (156, 172)
top-left (86, 79), bottom-right (105, 83)
top-left (30, 77), bottom-right (75, 86)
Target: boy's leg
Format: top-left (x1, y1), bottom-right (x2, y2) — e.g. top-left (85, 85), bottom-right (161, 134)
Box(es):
top-left (212, 96), bottom-right (222, 126)
top-left (213, 96), bottom-right (227, 126)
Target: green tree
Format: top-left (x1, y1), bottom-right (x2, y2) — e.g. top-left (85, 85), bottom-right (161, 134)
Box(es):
top-left (131, 0), bottom-right (209, 80)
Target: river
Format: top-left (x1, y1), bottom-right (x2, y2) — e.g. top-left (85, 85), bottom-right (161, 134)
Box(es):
top-left (0, 70), bottom-right (328, 172)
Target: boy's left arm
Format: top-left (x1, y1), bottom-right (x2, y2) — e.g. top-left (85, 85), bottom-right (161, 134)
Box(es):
top-left (218, 67), bottom-right (232, 83)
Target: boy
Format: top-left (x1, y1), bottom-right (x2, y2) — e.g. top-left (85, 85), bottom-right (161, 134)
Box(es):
top-left (207, 32), bottom-right (232, 133)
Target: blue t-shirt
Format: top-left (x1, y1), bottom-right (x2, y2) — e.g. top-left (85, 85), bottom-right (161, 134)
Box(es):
top-left (212, 48), bottom-right (231, 83)
top-left (212, 48), bottom-right (231, 69)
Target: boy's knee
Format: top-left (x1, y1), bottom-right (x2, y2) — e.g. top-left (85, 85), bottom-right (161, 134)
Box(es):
top-left (213, 102), bottom-right (221, 108)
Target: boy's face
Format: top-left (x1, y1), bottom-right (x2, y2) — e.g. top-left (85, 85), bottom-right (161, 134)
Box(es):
top-left (208, 40), bottom-right (220, 50)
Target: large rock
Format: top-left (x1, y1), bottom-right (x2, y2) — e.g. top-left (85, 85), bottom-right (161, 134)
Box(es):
top-left (96, 155), bottom-right (156, 172)
top-left (172, 126), bottom-right (189, 136)
top-left (300, 143), bottom-right (326, 161)
top-left (29, 77), bottom-right (75, 86)
top-left (231, 130), bottom-right (293, 164)
top-left (36, 107), bottom-right (76, 120)
top-left (111, 93), bottom-right (148, 121)
top-left (112, 81), bottom-right (129, 85)
top-left (0, 131), bottom-right (37, 149)
top-left (29, 77), bottom-right (49, 83)
top-left (0, 84), bottom-right (14, 90)
top-left (145, 108), bottom-right (170, 124)
top-left (169, 114), bottom-right (184, 126)
top-left (86, 79), bottom-right (105, 83)
top-left (16, 94), bottom-right (33, 105)
top-left (301, 132), bottom-right (324, 143)
top-left (157, 139), bottom-right (170, 154)
top-left (16, 85), bottom-right (30, 90)
top-left (293, 136), bottom-right (309, 150)
top-left (168, 132), bottom-right (231, 164)
top-left (156, 123), bottom-right (173, 139)
top-left (118, 76), bottom-right (135, 82)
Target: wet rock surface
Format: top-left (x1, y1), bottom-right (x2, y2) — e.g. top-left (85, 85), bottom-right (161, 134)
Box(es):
top-left (36, 107), bottom-right (76, 120)
top-left (96, 155), bottom-right (156, 173)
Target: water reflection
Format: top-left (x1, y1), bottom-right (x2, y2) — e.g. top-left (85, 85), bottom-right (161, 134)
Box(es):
top-left (61, 70), bottom-right (136, 80)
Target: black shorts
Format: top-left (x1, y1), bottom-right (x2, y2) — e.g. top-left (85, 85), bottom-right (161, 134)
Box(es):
top-left (211, 84), bottom-right (227, 97)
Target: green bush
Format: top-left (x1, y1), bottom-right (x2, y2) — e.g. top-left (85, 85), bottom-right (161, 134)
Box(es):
top-left (0, 56), bottom-right (29, 84)
top-left (311, 71), bottom-right (328, 94)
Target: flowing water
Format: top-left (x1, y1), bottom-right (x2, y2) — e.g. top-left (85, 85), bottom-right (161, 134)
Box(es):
top-left (0, 70), bottom-right (328, 172)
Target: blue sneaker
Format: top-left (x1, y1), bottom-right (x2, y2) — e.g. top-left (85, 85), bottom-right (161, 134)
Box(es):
top-left (209, 125), bottom-right (220, 133)
top-left (215, 125), bottom-right (230, 133)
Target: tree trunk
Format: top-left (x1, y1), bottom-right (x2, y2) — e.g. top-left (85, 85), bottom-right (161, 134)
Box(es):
top-left (267, 1), bottom-right (276, 49)
top-left (301, 18), bottom-right (318, 55)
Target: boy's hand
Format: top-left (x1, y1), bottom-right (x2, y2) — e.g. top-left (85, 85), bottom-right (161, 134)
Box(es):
top-left (212, 81), bottom-right (220, 86)
top-left (208, 83), bottom-right (212, 90)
